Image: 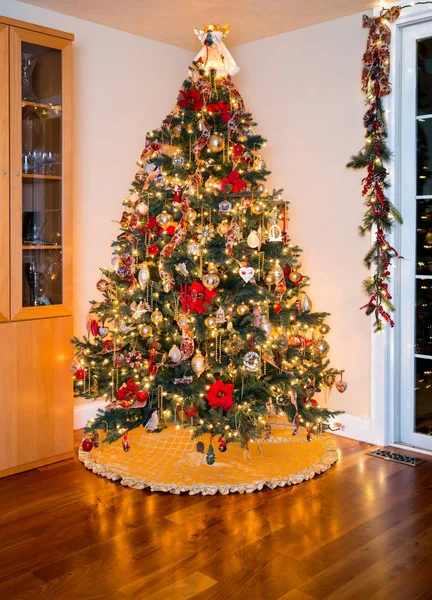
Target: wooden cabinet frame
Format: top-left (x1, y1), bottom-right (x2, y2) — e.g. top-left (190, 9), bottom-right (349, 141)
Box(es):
top-left (9, 27), bottom-right (72, 321)
top-left (0, 24), bottom-right (9, 322)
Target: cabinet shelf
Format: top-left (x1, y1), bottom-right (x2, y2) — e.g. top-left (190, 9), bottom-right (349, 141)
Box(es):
top-left (22, 174), bottom-right (62, 180)
top-left (22, 244), bottom-right (62, 250)
top-left (21, 100), bottom-right (61, 111)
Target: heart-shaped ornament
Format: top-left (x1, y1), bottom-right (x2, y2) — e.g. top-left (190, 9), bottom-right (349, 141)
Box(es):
top-left (239, 266), bottom-right (255, 283)
top-left (336, 381), bottom-right (347, 393)
top-left (98, 326), bottom-right (109, 338)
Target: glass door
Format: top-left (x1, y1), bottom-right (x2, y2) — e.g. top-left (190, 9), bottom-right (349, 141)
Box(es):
top-left (10, 27), bottom-right (72, 320)
top-left (399, 21), bottom-right (432, 450)
top-left (0, 24), bottom-right (9, 322)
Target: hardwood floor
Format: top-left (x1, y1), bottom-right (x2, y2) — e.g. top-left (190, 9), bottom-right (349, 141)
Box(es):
top-left (0, 432), bottom-right (431, 600)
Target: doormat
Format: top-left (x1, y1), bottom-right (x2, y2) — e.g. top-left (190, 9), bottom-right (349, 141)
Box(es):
top-left (367, 448), bottom-right (425, 467)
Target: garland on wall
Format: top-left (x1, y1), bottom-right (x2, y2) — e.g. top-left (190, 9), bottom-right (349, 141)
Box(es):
top-left (347, 6), bottom-right (403, 332)
top-left (348, 2), bottom-right (432, 331)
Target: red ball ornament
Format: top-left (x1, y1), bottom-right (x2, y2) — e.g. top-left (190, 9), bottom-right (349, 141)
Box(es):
top-left (232, 143), bottom-right (243, 159)
top-left (76, 369), bottom-right (85, 380)
top-left (135, 391), bottom-right (148, 403)
top-left (150, 141), bottom-right (161, 151)
top-left (81, 438), bottom-right (93, 452)
top-left (147, 244), bottom-right (159, 257)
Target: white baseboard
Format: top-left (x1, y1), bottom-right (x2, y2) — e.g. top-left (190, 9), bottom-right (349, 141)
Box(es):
top-left (330, 413), bottom-right (381, 445)
top-left (74, 400), bottom-right (106, 430)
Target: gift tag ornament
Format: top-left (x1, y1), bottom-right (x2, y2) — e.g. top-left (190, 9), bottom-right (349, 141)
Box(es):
top-left (98, 326), bottom-right (108, 338)
top-left (239, 266), bottom-right (254, 283)
top-left (269, 224), bottom-right (282, 242)
top-left (216, 307), bottom-right (226, 323)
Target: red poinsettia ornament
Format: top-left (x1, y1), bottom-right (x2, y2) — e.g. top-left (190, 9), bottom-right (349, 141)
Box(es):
top-left (207, 100), bottom-right (232, 122)
top-left (220, 170), bottom-right (247, 194)
top-left (206, 380), bottom-right (235, 412)
top-left (187, 282), bottom-right (217, 315)
top-left (177, 88), bottom-right (203, 111)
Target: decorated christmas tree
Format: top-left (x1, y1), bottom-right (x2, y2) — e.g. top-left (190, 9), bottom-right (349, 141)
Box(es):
top-left (73, 25), bottom-right (344, 457)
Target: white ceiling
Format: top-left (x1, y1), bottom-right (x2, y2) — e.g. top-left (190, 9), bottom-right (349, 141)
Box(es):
top-left (21, 0), bottom-right (378, 50)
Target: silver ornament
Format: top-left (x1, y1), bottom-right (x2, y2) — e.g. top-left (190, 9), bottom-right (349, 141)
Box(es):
top-left (172, 154), bottom-right (185, 169)
top-left (138, 263), bottom-right (150, 290)
top-left (243, 351), bottom-right (261, 372)
top-left (145, 162), bottom-right (157, 174)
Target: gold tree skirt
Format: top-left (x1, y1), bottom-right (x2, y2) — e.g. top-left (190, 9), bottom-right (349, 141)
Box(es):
top-left (78, 420), bottom-right (338, 495)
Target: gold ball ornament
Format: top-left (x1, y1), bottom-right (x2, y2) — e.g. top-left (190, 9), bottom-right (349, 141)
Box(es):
top-left (96, 278), bottom-right (109, 292)
top-left (204, 316), bottom-right (217, 329)
top-left (151, 309), bottom-right (164, 326)
top-left (191, 349), bottom-right (206, 377)
top-left (155, 211), bottom-right (173, 230)
top-left (205, 176), bottom-right (219, 193)
top-left (185, 207), bottom-right (197, 223)
top-left (264, 272), bottom-right (276, 286)
top-left (426, 231), bottom-right (432, 244)
top-left (136, 202), bottom-right (149, 216)
top-left (314, 338), bottom-right (330, 355)
top-left (236, 303), bottom-right (250, 316)
top-left (162, 280), bottom-right (172, 293)
top-left (202, 272), bottom-right (220, 291)
top-left (197, 120), bottom-right (205, 132)
top-left (251, 202), bottom-right (264, 216)
top-left (217, 221), bottom-right (230, 236)
top-left (202, 264), bottom-right (220, 291)
top-left (319, 324), bottom-right (330, 335)
top-left (208, 132), bottom-right (224, 153)
top-left (138, 323), bottom-right (153, 338)
top-left (288, 270), bottom-right (302, 283)
top-left (271, 263), bottom-right (284, 282)
top-left (257, 184), bottom-right (266, 195)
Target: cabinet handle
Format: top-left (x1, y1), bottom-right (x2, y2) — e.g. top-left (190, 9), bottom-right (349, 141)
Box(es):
top-left (1, 171), bottom-right (6, 175)
top-left (15, 173), bottom-right (20, 176)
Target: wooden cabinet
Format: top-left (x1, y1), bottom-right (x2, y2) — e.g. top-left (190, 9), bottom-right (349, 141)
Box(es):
top-left (0, 16), bottom-right (74, 477)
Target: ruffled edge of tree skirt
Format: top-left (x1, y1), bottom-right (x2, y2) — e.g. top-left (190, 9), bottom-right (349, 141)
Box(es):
top-left (78, 433), bottom-right (338, 495)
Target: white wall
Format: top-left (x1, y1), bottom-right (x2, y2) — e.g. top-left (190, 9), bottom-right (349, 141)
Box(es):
top-left (233, 13), bottom-right (371, 425)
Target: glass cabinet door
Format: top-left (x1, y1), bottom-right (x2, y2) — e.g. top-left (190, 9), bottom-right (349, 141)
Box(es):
top-left (10, 28), bottom-right (72, 320)
top-left (0, 24), bottom-right (9, 322)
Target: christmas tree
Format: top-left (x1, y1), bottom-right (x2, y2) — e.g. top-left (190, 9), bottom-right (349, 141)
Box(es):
top-left (73, 25), bottom-right (343, 452)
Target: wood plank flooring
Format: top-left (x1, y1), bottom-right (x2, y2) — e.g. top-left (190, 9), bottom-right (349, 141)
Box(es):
top-left (0, 432), bottom-right (430, 600)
